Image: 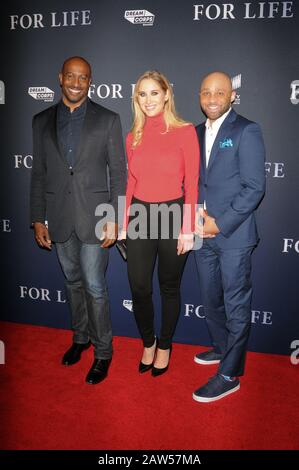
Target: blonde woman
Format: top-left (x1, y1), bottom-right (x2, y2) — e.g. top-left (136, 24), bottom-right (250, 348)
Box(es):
top-left (121, 71), bottom-right (200, 376)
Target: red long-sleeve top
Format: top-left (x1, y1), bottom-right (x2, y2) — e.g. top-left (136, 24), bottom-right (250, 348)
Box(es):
top-left (124, 113), bottom-right (200, 233)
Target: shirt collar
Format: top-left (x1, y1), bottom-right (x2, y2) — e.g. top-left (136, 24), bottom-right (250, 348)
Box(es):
top-left (205, 107), bottom-right (232, 132)
top-left (58, 98), bottom-right (88, 116)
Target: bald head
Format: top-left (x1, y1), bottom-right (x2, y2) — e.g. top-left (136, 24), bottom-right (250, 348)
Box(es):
top-left (200, 71), bottom-right (235, 123)
top-left (201, 72), bottom-right (232, 93)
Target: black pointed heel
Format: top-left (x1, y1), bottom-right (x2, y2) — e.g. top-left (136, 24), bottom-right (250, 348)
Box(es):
top-left (152, 344), bottom-right (172, 377)
top-left (139, 361), bottom-right (153, 373)
top-left (139, 338), bottom-right (157, 374)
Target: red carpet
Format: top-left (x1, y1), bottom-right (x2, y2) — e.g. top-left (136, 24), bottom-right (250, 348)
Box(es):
top-left (0, 321), bottom-right (298, 450)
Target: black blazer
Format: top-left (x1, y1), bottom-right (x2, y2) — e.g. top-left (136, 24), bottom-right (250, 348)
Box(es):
top-left (30, 99), bottom-right (126, 243)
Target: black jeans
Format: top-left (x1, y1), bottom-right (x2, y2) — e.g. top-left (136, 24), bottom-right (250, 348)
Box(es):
top-left (127, 197), bottom-right (188, 350)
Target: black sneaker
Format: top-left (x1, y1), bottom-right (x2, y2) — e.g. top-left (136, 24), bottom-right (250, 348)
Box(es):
top-left (193, 374), bottom-right (240, 403)
top-left (194, 349), bottom-right (223, 365)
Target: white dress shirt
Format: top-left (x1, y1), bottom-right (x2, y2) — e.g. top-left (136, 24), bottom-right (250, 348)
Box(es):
top-left (205, 108), bottom-right (231, 168)
top-left (203, 108), bottom-right (231, 211)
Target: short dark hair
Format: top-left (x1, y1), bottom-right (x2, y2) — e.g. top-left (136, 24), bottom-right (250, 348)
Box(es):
top-left (61, 56), bottom-right (91, 76)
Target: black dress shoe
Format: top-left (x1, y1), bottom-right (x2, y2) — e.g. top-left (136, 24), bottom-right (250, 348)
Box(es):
top-left (86, 358), bottom-right (111, 385)
top-left (152, 345), bottom-right (172, 377)
top-left (62, 341), bottom-right (91, 366)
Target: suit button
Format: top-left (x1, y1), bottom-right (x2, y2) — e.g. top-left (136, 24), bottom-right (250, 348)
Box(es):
top-left (204, 184), bottom-right (207, 188)
top-left (68, 191), bottom-right (71, 194)
top-left (70, 171), bottom-right (74, 175)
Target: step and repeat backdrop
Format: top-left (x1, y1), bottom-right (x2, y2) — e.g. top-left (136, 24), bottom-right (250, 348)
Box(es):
top-left (1, 1), bottom-right (298, 355)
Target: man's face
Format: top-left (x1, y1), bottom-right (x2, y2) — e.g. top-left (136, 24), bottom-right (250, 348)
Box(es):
top-left (200, 73), bottom-right (235, 123)
top-left (59, 59), bottom-right (91, 109)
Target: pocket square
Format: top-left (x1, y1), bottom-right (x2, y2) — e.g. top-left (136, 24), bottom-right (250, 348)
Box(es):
top-left (219, 138), bottom-right (233, 149)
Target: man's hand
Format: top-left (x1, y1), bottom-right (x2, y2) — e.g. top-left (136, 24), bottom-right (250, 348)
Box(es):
top-left (100, 222), bottom-right (118, 248)
top-left (195, 208), bottom-right (220, 238)
top-left (34, 222), bottom-right (52, 250)
top-left (177, 233), bottom-right (194, 255)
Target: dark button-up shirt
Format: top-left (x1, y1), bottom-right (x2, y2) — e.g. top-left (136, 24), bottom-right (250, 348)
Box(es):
top-left (56, 99), bottom-right (87, 168)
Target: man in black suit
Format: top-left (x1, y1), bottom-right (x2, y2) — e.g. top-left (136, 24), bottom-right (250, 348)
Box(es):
top-left (30, 56), bottom-right (126, 384)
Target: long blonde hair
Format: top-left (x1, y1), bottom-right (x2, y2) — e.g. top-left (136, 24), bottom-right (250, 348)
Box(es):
top-left (131, 70), bottom-right (190, 148)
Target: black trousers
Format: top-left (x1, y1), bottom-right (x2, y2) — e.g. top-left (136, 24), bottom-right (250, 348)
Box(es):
top-left (127, 197), bottom-right (188, 349)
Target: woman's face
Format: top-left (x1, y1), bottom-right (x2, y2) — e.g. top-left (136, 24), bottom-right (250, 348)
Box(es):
top-left (137, 78), bottom-right (168, 117)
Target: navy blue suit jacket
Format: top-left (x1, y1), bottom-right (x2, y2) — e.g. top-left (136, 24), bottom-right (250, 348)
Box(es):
top-left (196, 109), bottom-right (266, 249)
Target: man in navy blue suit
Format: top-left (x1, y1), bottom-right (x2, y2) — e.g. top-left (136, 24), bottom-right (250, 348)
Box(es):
top-left (193, 72), bottom-right (266, 403)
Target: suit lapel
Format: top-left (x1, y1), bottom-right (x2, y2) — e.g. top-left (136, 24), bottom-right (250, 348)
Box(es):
top-left (197, 124), bottom-right (207, 181)
top-left (207, 109), bottom-right (237, 173)
top-left (49, 104), bottom-right (68, 167)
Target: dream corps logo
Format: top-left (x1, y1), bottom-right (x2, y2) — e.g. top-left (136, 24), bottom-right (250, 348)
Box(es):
top-left (231, 73), bottom-right (241, 105)
top-left (28, 87), bottom-right (55, 102)
top-left (124, 10), bottom-right (155, 26)
top-left (123, 300), bottom-right (133, 312)
top-left (290, 80), bottom-right (299, 104)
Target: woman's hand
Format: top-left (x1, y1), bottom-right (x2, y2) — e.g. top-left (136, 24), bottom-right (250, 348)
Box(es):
top-left (177, 233), bottom-right (194, 255)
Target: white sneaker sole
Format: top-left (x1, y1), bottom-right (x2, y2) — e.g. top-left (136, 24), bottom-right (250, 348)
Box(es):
top-left (194, 356), bottom-right (221, 365)
top-left (192, 383), bottom-right (240, 403)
